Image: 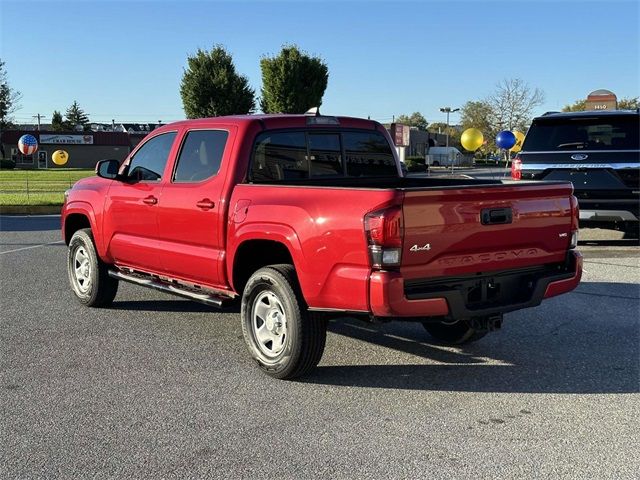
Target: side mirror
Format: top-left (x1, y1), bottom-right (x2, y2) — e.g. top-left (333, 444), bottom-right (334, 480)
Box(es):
top-left (96, 159), bottom-right (121, 180)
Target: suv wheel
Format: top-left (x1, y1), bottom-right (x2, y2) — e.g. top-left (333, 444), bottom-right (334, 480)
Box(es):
top-left (241, 264), bottom-right (327, 379)
top-left (67, 228), bottom-right (118, 307)
top-left (422, 319), bottom-right (487, 345)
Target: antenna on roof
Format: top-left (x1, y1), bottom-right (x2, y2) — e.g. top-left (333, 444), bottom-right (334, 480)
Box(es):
top-left (305, 107), bottom-right (320, 116)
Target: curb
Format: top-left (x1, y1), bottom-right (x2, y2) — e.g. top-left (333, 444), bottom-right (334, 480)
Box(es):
top-left (0, 205), bottom-right (62, 215)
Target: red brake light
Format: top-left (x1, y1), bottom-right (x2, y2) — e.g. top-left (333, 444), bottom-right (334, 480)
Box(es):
top-left (365, 206), bottom-right (403, 248)
top-left (364, 206), bottom-right (403, 268)
top-left (511, 156), bottom-right (522, 180)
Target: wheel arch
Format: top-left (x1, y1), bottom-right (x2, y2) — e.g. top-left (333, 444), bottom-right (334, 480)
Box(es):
top-left (62, 202), bottom-right (105, 257)
top-left (228, 221), bottom-right (309, 296)
top-left (231, 239), bottom-right (298, 296)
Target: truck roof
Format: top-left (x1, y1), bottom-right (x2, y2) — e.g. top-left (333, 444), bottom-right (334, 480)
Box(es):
top-left (154, 114), bottom-right (380, 132)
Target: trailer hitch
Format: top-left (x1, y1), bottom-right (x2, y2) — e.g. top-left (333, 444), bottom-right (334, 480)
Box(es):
top-left (471, 314), bottom-right (503, 332)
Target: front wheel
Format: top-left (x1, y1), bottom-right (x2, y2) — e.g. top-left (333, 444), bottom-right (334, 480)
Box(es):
top-left (67, 228), bottom-right (118, 307)
top-left (241, 264), bottom-right (327, 379)
top-left (422, 319), bottom-right (487, 345)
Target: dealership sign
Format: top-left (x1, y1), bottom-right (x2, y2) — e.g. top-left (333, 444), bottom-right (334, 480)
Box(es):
top-left (391, 123), bottom-right (410, 147)
top-left (40, 134), bottom-right (94, 145)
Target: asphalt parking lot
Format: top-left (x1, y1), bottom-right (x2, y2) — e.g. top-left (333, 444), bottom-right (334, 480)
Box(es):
top-left (1, 215), bottom-right (638, 479)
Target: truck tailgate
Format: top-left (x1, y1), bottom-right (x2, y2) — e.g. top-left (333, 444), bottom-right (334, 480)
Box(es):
top-left (401, 182), bottom-right (575, 279)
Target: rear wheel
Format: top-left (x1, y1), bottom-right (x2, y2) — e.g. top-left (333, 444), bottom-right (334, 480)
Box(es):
top-left (67, 228), bottom-right (118, 307)
top-left (241, 264), bottom-right (327, 379)
top-left (622, 226), bottom-right (639, 240)
top-left (422, 319), bottom-right (487, 345)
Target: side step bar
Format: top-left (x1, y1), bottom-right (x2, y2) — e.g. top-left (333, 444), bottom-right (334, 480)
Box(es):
top-left (108, 270), bottom-right (230, 308)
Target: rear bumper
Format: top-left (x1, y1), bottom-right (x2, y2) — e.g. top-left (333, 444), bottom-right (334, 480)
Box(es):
top-left (577, 198), bottom-right (639, 226)
top-left (369, 251), bottom-right (583, 319)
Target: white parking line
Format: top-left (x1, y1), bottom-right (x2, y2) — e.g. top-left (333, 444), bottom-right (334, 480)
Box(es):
top-left (0, 240), bottom-right (64, 255)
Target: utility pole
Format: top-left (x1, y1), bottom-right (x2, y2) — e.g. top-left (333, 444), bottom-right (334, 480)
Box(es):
top-left (439, 107), bottom-right (459, 171)
top-left (32, 114), bottom-right (46, 130)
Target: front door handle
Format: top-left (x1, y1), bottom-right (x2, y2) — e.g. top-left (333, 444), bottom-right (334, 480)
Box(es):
top-left (196, 198), bottom-right (215, 210)
top-left (143, 195), bottom-right (158, 205)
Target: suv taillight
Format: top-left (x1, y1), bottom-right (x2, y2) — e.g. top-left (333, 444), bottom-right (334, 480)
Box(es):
top-left (511, 156), bottom-right (522, 180)
top-left (364, 206), bottom-right (403, 268)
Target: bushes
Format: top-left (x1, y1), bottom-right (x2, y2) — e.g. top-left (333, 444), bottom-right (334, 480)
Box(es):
top-left (404, 155), bottom-right (426, 172)
top-left (0, 159), bottom-right (16, 169)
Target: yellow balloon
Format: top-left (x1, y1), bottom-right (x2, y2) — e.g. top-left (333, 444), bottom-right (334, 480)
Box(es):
top-left (52, 150), bottom-right (69, 166)
top-left (511, 131), bottom-right (526, 153)
top-left (460, 128), bottom-right (484, 152)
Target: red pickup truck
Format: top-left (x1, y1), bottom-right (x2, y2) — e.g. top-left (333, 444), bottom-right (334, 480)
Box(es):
top-left (62, 113), bottom-right (582, 378)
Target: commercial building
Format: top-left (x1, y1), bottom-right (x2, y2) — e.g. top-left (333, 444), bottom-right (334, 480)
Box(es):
top-left (2, 130), bottom-right (136, 169)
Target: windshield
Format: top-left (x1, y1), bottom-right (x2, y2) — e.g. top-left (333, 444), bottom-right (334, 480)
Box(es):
top-left (523, 115), bottom-right (639, 152)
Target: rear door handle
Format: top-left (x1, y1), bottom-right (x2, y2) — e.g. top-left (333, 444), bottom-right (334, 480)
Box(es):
top-left (143, 195), bottom-right (158, 205)
top-left (196, 198), bottom-right (215, 210)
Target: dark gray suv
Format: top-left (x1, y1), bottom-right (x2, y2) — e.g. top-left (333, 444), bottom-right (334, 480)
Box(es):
top-left (512, 109), bottom-right (639, 238)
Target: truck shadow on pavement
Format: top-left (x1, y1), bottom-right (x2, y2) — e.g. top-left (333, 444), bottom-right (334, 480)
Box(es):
top-left (304, 281), bottom-right (639, 394)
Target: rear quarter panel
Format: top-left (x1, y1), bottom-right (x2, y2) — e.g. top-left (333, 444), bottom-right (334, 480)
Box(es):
top-left (227, 184), bottom-right (398, 311)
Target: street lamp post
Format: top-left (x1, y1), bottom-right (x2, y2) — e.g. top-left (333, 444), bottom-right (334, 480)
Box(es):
top-left (440, 107), bottom-right (459, 171)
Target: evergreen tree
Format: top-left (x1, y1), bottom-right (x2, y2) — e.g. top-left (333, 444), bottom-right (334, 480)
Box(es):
top-left (260, 45), bottom-right (329, 114)
top-left (180, 45), bottom-right (255, 118)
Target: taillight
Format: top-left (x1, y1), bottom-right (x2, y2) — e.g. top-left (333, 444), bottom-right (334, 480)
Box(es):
top-left (511, 156), bottom-right (522, 180)
top-left (364, 206), bottom-right (403, 268)
top-left (569, 195), bottom-right (579, 248)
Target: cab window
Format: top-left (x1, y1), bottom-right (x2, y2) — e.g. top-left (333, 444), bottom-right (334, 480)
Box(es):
top-left (127, 132), bottom-right (177, 181)
top-left (173, 130), bottom-right (229, 182)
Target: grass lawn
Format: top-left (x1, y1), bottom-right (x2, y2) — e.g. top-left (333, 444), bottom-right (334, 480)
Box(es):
top-left (0, 169), bottom-right (95, 205)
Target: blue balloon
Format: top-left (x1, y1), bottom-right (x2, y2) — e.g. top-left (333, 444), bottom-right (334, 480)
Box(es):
top-left (496, 130), bottom-right (516, 150)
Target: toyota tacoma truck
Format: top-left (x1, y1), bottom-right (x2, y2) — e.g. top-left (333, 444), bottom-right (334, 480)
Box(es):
top-left (62, 112), bottom-right (582, 379)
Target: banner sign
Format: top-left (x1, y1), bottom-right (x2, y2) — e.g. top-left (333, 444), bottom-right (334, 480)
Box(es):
top-left (40, 134), bottom-right (94, 145)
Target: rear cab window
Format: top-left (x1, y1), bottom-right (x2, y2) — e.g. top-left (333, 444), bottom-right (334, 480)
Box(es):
top-left (523, 115), bottom-right (639, 152)
top-left (249, 129), bottom-right (397, 183)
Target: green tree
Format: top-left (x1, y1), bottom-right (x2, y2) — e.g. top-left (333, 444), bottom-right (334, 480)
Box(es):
top-left (260, 45), bottom-right (329, 114)
top-left (561, 99), bottom-right (587, 112)
top-left (427, 122), bottom-right (448, 134)
top-left (180, 45), bottom-right (255, 118)
top-left (460, 100), bottom-right (496, 152)
top-left (395, 112), bottom-right (428, 130)
top-left (65, 101), bottom-right (90, 131)
top-left (427, 122), bottom-right (461, 149)
top-left (0, 58), bottom-right (22, 129)
top-left (51, 110), bottom-right (66, 131)
top-left (618, 97), bottom-right (639, 110)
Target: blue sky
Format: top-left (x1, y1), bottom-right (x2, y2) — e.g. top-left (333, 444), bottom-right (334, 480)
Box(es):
top-left (1, 0), bottom-right (638, 126)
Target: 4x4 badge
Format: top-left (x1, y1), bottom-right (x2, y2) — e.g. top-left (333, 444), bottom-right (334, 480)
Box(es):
top-left (571, 154), bottom-right (588, 161)
top-left (410, 243), bottom-right (431, 252)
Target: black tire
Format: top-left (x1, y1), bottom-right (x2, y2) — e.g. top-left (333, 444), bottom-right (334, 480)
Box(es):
top-left (622, 227), bottom-right (639, 240)
top-left (241, 264), bottom-right (327, 379)
top-left (422, 319), bottom-right (487, 345)
top-left (67, 228), bottom-right (118, 307)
